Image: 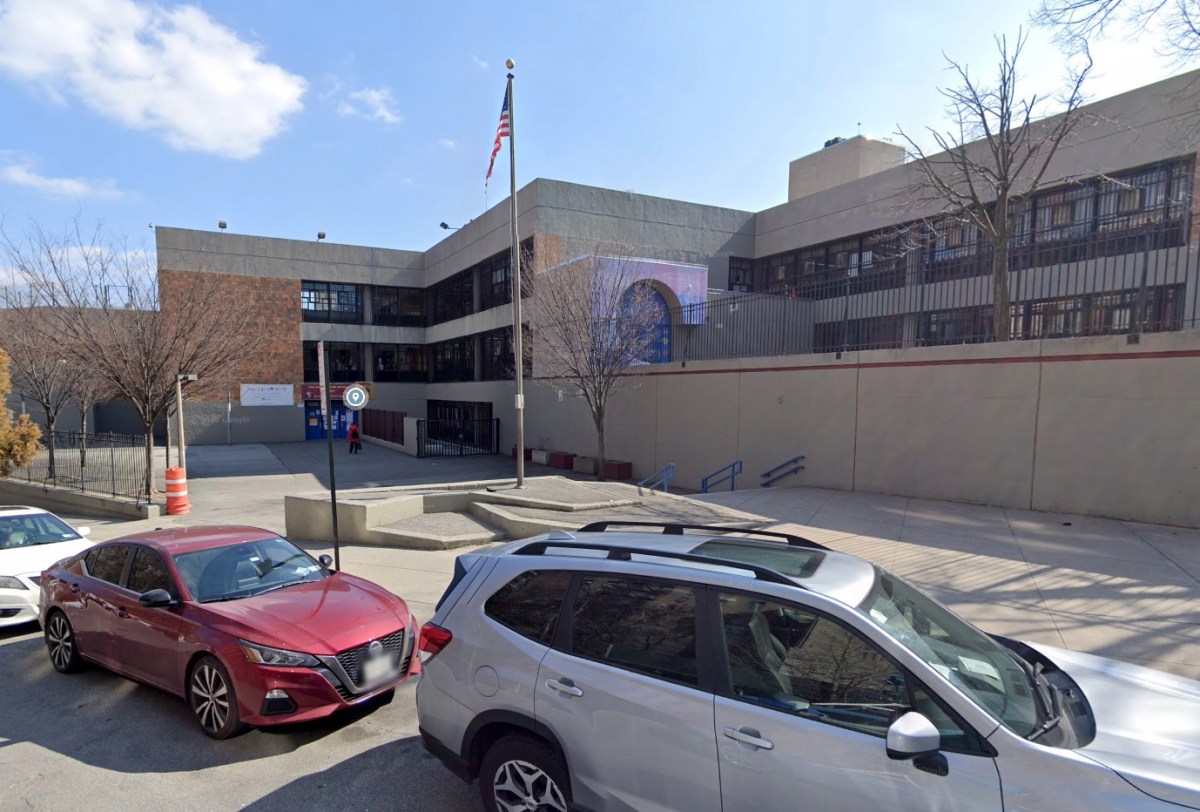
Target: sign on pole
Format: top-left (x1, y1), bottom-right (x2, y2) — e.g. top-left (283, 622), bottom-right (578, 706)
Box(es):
top-left (343, 384), bottom-right (369, 411)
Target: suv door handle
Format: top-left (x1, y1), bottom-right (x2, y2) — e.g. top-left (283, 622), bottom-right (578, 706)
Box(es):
top-left (545, 678), bottom-right (584, 697)
top-left (723, 726), bottom-right (775, 751)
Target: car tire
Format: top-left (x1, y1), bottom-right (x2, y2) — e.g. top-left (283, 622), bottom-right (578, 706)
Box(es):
top-left (188, 655), bottom-right (246, 739)
top-left (45, 610), bottom-right (83, 673)
top-left (479, 734), bottom-right (571, 812)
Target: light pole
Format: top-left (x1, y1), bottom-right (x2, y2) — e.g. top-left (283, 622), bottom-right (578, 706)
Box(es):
top-left (176, 374), bottom-right (197, 469)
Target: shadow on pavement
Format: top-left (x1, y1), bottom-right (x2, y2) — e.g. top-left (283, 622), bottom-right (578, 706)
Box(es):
top-left (0, 626), bottom-right (391, 773)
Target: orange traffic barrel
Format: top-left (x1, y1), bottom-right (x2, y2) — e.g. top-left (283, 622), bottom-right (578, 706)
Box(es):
top-left (165, 466), bottom-right (190, 515)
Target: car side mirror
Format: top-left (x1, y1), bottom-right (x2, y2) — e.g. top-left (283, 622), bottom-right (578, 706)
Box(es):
top-left (138, 588), bottom-right (179, 608)
top-left (886, 711), bottom-right (941, 760)
top-left (77, 527), bottom-right (91, 537)
top-left (318, 554), bottom-right (335, 571)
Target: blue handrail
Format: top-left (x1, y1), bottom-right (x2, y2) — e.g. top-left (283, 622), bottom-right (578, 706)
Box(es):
top-left (761, 454), bottom-right (805, 487)
top-left (701, 459), bottom-right (743, 493)
top-left (638, 463), bottom-right (676, 495)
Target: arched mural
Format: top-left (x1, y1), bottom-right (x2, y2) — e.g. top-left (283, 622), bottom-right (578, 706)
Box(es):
top-left (620, 280), bottom-right (672, 363)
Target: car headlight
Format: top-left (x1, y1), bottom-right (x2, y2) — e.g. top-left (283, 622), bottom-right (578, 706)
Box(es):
top-left (0, 576), bottom-right (28, 590)
top-left (239, 640), bottom-right (319, 667)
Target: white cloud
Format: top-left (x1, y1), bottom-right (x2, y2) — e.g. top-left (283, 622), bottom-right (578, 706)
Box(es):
top-left (337, 86), bottom-right (401, 124)
top-left (472, 55), bottom-right (489, 70)
top-left (0, 0), bottom-right (306, 159)
top-left (439, 138), bottom-right (456, 149)
top-left (2, 161), bottom-right (124, 200)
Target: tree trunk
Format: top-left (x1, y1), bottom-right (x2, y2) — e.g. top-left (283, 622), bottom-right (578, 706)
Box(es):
top-left (143, 421), bottom-right (154, 501)
top-left (46, 414), bottom-right (56, 481)
top-left (992, 245), bottom-right (1012, 342)
top-left (594, 406), bottom-right (606, 482)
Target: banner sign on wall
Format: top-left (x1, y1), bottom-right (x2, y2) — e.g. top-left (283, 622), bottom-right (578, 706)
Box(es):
top-left (239, 384), bottom-right (295, 407)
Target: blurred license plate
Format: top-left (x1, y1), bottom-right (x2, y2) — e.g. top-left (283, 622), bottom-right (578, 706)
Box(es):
top-left (362, 655), bottom-right (395, 684)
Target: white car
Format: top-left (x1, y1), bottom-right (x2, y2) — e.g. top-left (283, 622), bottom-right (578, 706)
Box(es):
top-left (0, 506), bottom-right (93, 628)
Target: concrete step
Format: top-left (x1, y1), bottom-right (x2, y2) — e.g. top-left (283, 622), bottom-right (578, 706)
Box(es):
top-left (372, 511), bottom-right (506, 550)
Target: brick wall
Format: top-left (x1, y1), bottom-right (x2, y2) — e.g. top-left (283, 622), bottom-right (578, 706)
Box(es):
top-left (159, 269), bottom-right (302, 402)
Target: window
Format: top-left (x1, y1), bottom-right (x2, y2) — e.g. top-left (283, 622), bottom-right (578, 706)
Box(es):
top-left (485, 570), bottom-right (571, 644)
top-left (478, 251), bottom-right (513, 311)
top-left (427, 270), bottom-right (475, 326)
top-left (429, 337), bottom-right (475, 382)
top-left (85, 545), bottom-right (131, 585)
top-left (127, 548), bottom-right (175, 596)
top-left (301, 281), bottom-right (363, 324)
top-left (570, 575), bottom-right (698, 686)
top-left (372, 286), bottom-right (425, 327)
top-left (329, 342), bottom-right (363, 383)
top-left (480, 327), bottom-right (514, 381)
top-left (719, 592), bottom-right (906, 737)
top-left (373, 344), bottom-right (427, 382)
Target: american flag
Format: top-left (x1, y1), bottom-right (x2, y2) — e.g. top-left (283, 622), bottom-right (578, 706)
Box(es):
top-left (486, 88), bottom-right (510, 187)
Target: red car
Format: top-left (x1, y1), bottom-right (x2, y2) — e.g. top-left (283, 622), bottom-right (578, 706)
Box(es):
top-left (38, 525), bottom-right (418, 738)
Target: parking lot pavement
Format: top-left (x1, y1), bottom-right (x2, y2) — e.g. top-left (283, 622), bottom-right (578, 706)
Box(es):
top-left (5, 440), bottom-right (1199, 809)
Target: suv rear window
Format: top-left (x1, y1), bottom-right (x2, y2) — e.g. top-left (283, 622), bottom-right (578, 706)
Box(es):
top-left (485, 570), bottom-right (571, 645)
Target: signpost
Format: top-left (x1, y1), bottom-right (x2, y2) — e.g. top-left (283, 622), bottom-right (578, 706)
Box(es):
top-left (318, 341), bottom-right (340, 570)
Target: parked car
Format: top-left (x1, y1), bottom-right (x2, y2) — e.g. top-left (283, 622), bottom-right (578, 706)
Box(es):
top-left (0, 505), bottom-right (93, 628)
top-left (416, 521), bottom-right (1200, 812)
top-left (39, 525), bottom-right (418, 738)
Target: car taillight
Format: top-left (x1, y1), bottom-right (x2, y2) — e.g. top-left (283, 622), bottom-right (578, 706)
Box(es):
top-left (419, 622), bottom-right (452, 660)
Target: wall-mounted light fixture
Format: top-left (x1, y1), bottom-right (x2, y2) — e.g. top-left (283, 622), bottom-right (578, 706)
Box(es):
top-left (317, 231), bottom-right (326, 240)
top-left (218, 221), bottom-right (227, 231)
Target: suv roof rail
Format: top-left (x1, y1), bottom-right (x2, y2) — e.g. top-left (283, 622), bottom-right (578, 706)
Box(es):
top-left (514, 541), bottom-right (799, 587)
top-left (576, 521), bottom-right (830, 551)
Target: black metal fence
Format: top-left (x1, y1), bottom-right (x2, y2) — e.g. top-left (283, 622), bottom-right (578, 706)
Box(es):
top-left (416, 418), bottom-right (499, 458)
top-left (7, 431), bottom-right (149, 501)
top-left (671, 224), bottom-right (1199, 361)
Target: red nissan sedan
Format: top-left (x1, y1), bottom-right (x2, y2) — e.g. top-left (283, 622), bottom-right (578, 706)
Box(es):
top-left (38, 525), bottom-right (418, 738)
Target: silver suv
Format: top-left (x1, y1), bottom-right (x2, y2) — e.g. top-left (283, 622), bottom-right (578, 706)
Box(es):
top-left (415, 522), bottom-right (1200, 812)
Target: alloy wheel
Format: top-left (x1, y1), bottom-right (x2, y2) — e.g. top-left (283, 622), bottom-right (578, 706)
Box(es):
top-left (492, 759), bottom-right (568, 812)
top-left (191, 662), bottom-right (230, 734)
top-left (47, 614), bottom-right (74, 671)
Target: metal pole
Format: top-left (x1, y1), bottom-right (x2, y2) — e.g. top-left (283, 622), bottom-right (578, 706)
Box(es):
top-left (175, 376), bottom-right (186, 470)
top-left (323, 344), bottom-right (341, 570)
top-left (507, 67), bottom-right (526, 488)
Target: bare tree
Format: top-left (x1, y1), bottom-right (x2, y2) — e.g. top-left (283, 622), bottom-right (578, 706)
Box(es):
top-left (3, 219), bottom-right (261, 498)
top-left (898, 31), bottom-right (1091, 341)
top-left (525, 247), bottom-right (667, 479)
top-left (1035, 0), bottom-right (1200, 62)
top-left (0, 299), bottom-right (85, 478)
top-left (0, 347), bottom-right (42, 477)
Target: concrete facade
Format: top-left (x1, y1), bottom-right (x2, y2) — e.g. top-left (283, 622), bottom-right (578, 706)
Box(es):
top-left (151, 70), bottom-right (1200, 526)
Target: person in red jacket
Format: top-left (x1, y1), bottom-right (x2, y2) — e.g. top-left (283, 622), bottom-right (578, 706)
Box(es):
top-left (347, 421), bottom-right (362, 454)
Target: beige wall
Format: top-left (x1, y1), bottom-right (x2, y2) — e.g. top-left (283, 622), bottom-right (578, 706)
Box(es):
top-left (519, 331), bottom-right (1200, 526)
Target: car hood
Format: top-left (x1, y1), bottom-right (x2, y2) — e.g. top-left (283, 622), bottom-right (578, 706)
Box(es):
top-left (1030, 642), bottom-right (1200, 810)
top-left (1, 539), bottom-right (94, 577)
top-left (198, 572), bottom-right (410, 654)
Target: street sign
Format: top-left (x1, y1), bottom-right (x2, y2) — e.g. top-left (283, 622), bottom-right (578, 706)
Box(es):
top-left (343, 384), bottom-right (369, 411)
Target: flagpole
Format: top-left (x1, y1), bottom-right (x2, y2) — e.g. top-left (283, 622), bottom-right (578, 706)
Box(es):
top-left (506, 61), bottom-right (525, 488)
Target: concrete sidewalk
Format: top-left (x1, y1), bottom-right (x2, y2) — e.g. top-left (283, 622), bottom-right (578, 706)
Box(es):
top-left (77, 441), bottom-right (1200, 680)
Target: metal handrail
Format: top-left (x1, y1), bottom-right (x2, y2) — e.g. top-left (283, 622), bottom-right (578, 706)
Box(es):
top-left (637, 463), bottom-right (675, 495)
top-left (701, 459), bottom-right (742, 493)
top-left (761, 454), bottom-right (805, 487)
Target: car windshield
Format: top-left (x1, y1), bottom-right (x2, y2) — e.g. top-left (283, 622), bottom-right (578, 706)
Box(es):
top-left (0, 514), bottom-right (83, 549)
top-left (859, 567), bottom-right (1041, 737)
top-left (172, 537), bottom-right (327, 603)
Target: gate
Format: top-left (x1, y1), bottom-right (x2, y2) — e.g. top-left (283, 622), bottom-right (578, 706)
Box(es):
top-left (416, 418), bottom-right (499, 458)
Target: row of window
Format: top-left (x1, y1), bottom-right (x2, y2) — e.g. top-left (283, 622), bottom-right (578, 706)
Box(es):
top-left (301, 328), bottom-right (524, 384)
top-left (733, 157), bottom-right (1195, 295)
top-left (302, 244), bottom-right (535, 328)
top-left (485, 569), bottom-right (981, 750)
top-left (809, 284), bottom-right (1185, 352)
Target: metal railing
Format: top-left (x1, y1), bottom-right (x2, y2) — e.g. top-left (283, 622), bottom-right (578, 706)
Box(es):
top-left (416, 418), bottom-right (500, 458)
top-left (761, 455), bottom-right (805, 488)
top-left (7, 431), bottom-right (149, 501)
top-left (701, 460), bottom-right (742, 493)
top-left (671, 222), bottom-right (1199, 361)
top-left (638, 463), bottom-right (675, 495)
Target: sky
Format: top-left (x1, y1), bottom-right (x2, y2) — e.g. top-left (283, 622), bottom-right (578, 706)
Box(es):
top-left (0, 0), bottom-right (1190, 262)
